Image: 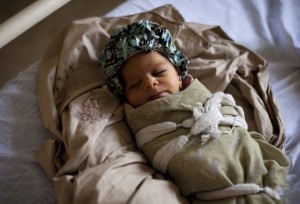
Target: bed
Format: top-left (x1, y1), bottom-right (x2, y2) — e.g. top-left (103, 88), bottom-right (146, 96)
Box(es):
top-left (0, 0), bottom-right (299, 203)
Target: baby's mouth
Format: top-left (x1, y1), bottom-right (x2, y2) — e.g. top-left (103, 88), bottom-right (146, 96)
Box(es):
top-left (149, 92), bottom-right (165, 101)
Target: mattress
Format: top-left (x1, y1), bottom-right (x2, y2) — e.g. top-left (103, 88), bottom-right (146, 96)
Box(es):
top-left (0, 0), bottom-right (299, 203)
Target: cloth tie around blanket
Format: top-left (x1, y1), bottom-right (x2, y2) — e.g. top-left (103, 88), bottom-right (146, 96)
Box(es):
top-left (136, 92), bottom-right (248, 174)
top-left (194, 183), bottom-right (280, 201)
top-left (135, 91), bottom-right (281, 201)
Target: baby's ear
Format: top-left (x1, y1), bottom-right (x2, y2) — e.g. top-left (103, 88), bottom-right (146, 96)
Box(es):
top-left (179, 76), bottom-right (183, 90)
top-left (181, 74), bottom-right (193, 90)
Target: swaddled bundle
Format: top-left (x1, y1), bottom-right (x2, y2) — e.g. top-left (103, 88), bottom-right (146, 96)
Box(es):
top-left (37, 4), bottom-right (290, 204)
top-left (100, 19), bottom-right (290, 203)
top-left (125, 79), bottom-right (289, 203)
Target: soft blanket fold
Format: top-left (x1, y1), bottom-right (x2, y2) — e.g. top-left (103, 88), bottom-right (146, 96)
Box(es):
top-left (36, 4), bottom-right (288, 204)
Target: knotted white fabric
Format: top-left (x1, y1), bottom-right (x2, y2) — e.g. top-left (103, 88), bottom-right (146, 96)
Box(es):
top-left (135, 92), bottom-right (248, 173)
top-left (134, 91), bottom-right (282, 201)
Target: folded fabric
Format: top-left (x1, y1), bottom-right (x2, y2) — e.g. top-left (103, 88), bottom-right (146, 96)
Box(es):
top-left (36, 4), bottom-right (287, 204)
top-left (125, 79), bottom-right (290, 203)
top-left (37, 5), bottom-right (189, 204)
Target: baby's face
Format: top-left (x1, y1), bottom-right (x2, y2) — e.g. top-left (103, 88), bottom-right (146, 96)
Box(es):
top-left (119, 51), bottom-right (182, 107)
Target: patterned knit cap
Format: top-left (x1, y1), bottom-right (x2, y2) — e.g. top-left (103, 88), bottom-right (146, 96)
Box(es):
top-left (100, 19), bottom-right (189, 96)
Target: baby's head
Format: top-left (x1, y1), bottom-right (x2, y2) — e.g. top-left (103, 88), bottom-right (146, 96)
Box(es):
top-left (100, 20), bottom-right (190, 107)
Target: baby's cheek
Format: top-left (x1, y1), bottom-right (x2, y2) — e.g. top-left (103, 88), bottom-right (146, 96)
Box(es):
top-left (126, 93), bottom-right (139, 106)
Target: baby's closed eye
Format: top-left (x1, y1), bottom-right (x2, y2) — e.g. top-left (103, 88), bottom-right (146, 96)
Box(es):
top-left (153, 69), bottom-right (167, 76)
top-left (128, 80), bottom-right (142, 90)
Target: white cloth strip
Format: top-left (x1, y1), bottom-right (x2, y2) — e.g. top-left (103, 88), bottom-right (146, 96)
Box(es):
top-left (195, 183), bottom-right (280, 201)
top-left (137, 92), bottom-right (248, 173)
top-left (152, 135), bottom-right (189, 173)
top-left (135, 121), bottom-right (177, 150)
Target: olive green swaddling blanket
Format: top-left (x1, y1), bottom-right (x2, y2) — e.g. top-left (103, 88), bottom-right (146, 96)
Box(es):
top-left (125, 79), bottom-right (289, 203)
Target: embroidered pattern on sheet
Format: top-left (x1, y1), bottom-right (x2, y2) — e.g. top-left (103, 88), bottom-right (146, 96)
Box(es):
top-left (54, 66), bottom-right (76, 98)
top-left (74, 89), bottom-right (113, 123)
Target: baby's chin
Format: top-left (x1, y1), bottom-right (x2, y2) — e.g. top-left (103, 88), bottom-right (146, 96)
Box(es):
top-left (137, 93), bottom-right (169, 107)
top-left (131, 96), bottom-right (165, 108)
top-left (132, 92), bottom-right (178, 108)
top-left (149, 92), bottom-right (168, 101)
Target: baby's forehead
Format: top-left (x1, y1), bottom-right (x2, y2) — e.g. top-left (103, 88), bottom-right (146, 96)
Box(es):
top-left (124, 50), bottom-right (172, 65)
top-left (120, 51), bottom-right (176, 74)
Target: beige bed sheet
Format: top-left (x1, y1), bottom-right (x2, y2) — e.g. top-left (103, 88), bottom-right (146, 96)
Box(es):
top-left (36, 4), bottom-right (286, 204)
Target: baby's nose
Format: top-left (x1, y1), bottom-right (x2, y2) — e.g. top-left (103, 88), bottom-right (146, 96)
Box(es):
top-left (143, 76), bottom-right (158, 89)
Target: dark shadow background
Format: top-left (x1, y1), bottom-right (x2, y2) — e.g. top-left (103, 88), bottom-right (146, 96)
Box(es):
top-left (0, 0), bottom-right (124, 88)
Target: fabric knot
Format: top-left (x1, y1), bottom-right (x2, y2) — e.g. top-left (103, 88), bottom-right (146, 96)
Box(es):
top-left (135, 92), bottom-right (248, 173)
top-left (180, 96), bottom-right (224, 144)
